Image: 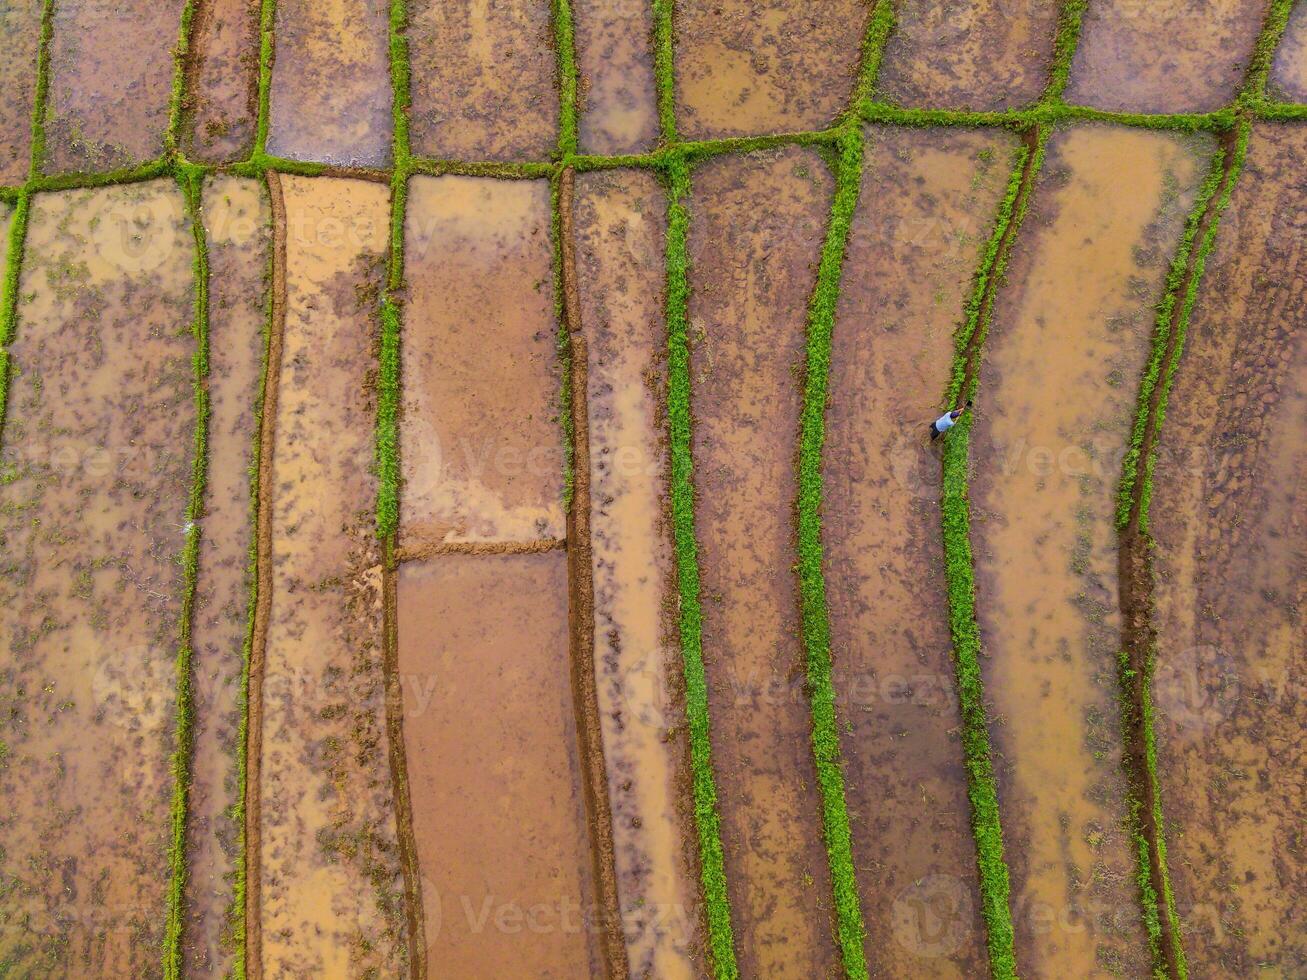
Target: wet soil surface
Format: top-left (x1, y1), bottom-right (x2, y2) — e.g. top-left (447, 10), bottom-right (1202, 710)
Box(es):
top-left (44, 0), bottom-right (186, 174)
top-left (875, 0), bottom-right (1060, 111)
top-left (0, 180), bottom-right (195, 975)
top-left (573, 169), bottom-right (702, 978)
top-left (1271, 0), bottom-right (1307, 103)
top-left (1149, 124), bottom-right (1306, 977)
top-left (969, 126), bottom-right (1210, 978)
top-left (825, 125), bottom-right (1020, 977)
top-left (1065, 0), bottom-right (1266, 113)
top-left (408, 0), bottom-right (559, 161)
top-left (397, 552), bottom-right (603, 977)
top-left (258, 175), bottom-right (408, 978)
top-left (184, 0), bottom-right (261, 163)
top-left (687, 146), bottom-right (840, 977)
top-left (674, 0), bottom-right (869, 139)
top-left (267, 0), bottom-right (392, 167)
top-left (180, 176), bottom-right (268, 977)
top-left (0, 1), bottom-right (42, 184)
top-left (399, 175), bottom-right (563, 550)
top-left (574, 0), bottom-right (659, 155)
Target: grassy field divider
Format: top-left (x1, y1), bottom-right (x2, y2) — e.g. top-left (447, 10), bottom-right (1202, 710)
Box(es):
top-left (1238, 0), bottom-right (1297, 110)
top-left (551, 0), bottom-right (579, 157)
top-left (662, 153), bottom-right (739, 980)
top-left (651, 0), bottom-right (677, 142)
top-left (794, 124), bottom-right (870, 978)
top-left (847, 0), bottom-right (896, 117)
top-left (1042, 0), bottom-right (1090, 105)
top-left (938, 126), bottom-right (1047, 980)
top-left (162, 166), bottom-right (213, 980)
top-left (0, 194), bottom-right (33, 442)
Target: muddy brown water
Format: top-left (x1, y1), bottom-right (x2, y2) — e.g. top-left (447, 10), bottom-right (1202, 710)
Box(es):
top-left (1271, 0), bottom-right (1307, 103)
top-left (0, 180), bottom-right (195, 975)
top-left (825, 125), bottom-right (1021, 977)
top-left (572, 170), bottom-right (703, 978)
top-left (398, 552), bottom-right (603, 977)
top-left (257, 175), bottom-right (408, 978)
top-left (969, 126), bottom-right (1211, 978)
top-left (408, 0), bottom-right (558, 161)
top-left (179, 176), bottom-right (268, 977)
top-left (687, 146), bottom-right (839, 976)
top-left (674, 0), bottom-right (869, 140)
top-left (876, 0), bottom-right (1060, 112)
top-left (43, 0), bottom-right (186, 173)
top-left (1065, 0), bottom-right (1266, 113)
top-left (574, 0), bottom-right (659, 154)
top-left (184, 0), bottom-right (261, 163)
top-left (267, 0), bottom-right (392, 167)
top-left (0, 1), bottom-right (42, 184)
top-left (400, 175), bottom-right (563, 551)
top-left (1149, 124), bottom-right (1306, 977)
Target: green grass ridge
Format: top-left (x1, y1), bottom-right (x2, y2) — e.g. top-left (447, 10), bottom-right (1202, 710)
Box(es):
top-left (794, 124), bottom-right (871, 978)
top-left (939, 127), bottom-right (1048, 980)
top-left (662, 153), bottom-right (740, 980)
top-left (552, 0), bottom-right (579, 156)
top-left (162, 168), bottom-right (213, 980)
top-left (375, 0), bottom-right (412, 539)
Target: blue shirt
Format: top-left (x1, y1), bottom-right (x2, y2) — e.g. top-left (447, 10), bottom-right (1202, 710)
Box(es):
top-left (934, 412), bottom-right (957, 433)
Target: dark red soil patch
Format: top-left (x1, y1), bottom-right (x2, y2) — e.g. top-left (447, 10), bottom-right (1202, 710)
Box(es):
top-left (1148, 123), bottom-right (1307, 977)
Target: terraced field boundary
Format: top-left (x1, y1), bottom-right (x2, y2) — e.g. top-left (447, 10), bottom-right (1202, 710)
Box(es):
top-left (229, 172), bottom-right (276, 980)
top-left (1115, 127), bottom-right (1244, 980)
top-left (378, 3), bottom-right (426, 978)
top-left (162, 166), bottom-right (213, 980)
top-left (939, 127), bottom-right (1046, 980)
top-left (1111, 4), bottom-right (1293, 972)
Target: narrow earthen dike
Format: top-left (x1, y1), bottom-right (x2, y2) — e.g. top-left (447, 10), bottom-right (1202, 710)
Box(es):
top-left (243, 168), bottom-right (289, 980)
top-left (1116, 127), bottom-right (1240, 980)
top-left (558, 166), bottom-right (629, 980)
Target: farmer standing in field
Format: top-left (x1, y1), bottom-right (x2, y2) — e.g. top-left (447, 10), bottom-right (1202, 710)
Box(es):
top-left (929, 404), bottom-right (968, 441)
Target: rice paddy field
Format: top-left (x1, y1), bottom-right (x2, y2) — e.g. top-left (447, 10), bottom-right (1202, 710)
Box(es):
top-left (0, 2), bottom-right (1303, 978)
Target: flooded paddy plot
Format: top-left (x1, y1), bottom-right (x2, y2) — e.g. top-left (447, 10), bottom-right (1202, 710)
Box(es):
top-left (267, 0), bottom-right (392, 167)
top-left (1065, 0), bottom-right (1266, 113)
top-left (0, 180), bottom-right (195, 975)
top-left (184, 0), bottom-right (261, 163)
top-left (875, 0), bottom-right (1060, 111)
top-left (969, 126), bottom-right (1209, 978)
top-left (258, 175), bottom-right (408, 977)
top-left (400, 175), bottom-right (563, 551)
top-left (573, 170), bottom-right (701, 978)
top-left (574, 0), bottom-right (659, 154)
top-left (408, 0), bottom-right (558, 161)
top-left (0, 1), bottom-right (42, 184)
top-left (825, 126), bottom-right (1020, 976)
top-left (1149, 124), bottom-right (1307, 977)
top-left (398, 552), bottom-right (602, 977)
top-left (674, 0), bottom-right (869, 139)
top-left (181, 176), bottom-right (268, 976)
top-left (1271, 0), bottom-right (1307, 103)
top-left (687, 146), bottom-right (838, 976)
top-left (43, 0), bottom-right (186, 173)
